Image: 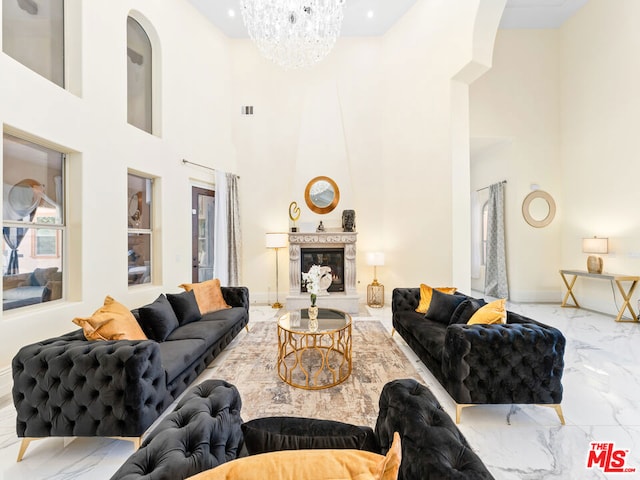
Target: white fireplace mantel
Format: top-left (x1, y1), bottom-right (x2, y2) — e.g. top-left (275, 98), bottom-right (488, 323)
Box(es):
top-left (286, 231), bottom-right (359, 313)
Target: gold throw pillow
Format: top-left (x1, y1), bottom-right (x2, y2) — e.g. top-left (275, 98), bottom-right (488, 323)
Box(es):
top-left (415, 284), bottom-right (457, 313)
top-left (467, 298), bottom-right (507, 325)
top-left (187, 432), bottom-right (402, 480)
top-left (72, 296), bottom-right (147, 341)
top-left (179, 278), bottom-right (230, 315)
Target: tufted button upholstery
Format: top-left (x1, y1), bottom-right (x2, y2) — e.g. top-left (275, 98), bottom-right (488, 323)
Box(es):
top-left (376, 379), bottom-right (494, 480)
top-left (12, 330), bottom-right (167, 438)
top-left (113, 379), bottom-right (492, 480)
top-left (442, 321), bottom-right (565, 404)
top-left (110, 380), bottom-right (243, 480)
top-left (392, 288), bottom-right (565, 409)
top-left (12, 287), bottom-right (249, 446)
top-left (221, 287), bottom-right (250, 313)
top-left (391, 288), bottom-right (420, 313)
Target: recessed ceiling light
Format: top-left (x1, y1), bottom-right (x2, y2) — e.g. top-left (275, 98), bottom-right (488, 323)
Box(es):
top-left (367, 10), bottom-right (374, 19)
top-left (228, 8), bottom-right (236, 18)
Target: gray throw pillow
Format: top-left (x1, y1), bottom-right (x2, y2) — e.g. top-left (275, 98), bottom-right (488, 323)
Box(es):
top-left (425, 289), bottom-right (467, 325)
top-left (138, 294), bottom-right (180, 341)
top-left (166, 290), bottom-right (201, 325)
top-left (449, 297), bottom-right (487, 325)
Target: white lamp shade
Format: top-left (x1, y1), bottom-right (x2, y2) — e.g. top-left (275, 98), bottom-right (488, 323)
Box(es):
top-left (265, 232), bottom-right (288, 249)
top-left (582, 237), bottom-right (608, 254)
top-left (366, 252), bottom-right (385, 266)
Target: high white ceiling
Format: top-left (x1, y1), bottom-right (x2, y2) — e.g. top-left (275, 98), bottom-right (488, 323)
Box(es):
top-left (187, 0), bottom-right (590, 38)
top-left (501, 0), bottom-right (589, 29)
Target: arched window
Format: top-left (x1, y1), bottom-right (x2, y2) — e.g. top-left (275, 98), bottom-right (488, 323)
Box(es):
top-left (127, 16), bottom-right (153, 133)
top-left (3, 0), bottom-right (65, 87)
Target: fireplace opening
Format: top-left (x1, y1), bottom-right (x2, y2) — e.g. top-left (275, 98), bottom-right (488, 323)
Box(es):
top-left (301, 248), bottom-right (344, 293)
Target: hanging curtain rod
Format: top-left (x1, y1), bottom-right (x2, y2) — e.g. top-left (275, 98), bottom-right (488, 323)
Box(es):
top-left (181, 159), bottom-right (241, 179)
top-left (181, 158), bottom-right (215, 172)
top-left (476, 180), bottom-right (506, 192)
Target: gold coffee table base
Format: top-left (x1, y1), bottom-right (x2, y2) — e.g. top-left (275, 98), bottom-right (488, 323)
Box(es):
top-left (277, 324), bottom-right (352, 390)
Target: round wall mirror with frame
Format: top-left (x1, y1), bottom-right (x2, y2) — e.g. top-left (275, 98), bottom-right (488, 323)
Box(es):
top-left (522, 190), bottom-right (556, 228)
top-left (304, 176), bottom-right (340, 214)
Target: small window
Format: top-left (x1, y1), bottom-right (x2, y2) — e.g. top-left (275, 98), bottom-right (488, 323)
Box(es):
top-left (127, 16), bottom-right (152, 133)
top-left (2, 133), bottom-right (65, 311)
top-left (128, 173), bottom-right (153, 286)
top-left (33, 215), bottom-right (59, 257)
top-left (2, 0), bottom-right (65, 87)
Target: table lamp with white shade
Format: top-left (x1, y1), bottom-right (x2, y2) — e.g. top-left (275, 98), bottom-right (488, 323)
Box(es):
top-left (366, 252), bottom-right (385, 308)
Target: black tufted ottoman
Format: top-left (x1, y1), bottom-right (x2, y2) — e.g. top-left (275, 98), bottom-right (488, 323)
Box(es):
top-left (110, 379), bottom-right (243, 480)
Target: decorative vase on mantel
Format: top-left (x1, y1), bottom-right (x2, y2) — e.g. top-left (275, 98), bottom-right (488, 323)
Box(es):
top-left (308, 294), bottom-right (319, 332)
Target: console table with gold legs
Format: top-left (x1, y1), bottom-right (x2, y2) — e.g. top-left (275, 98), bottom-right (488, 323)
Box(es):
top-left (559, 269), bottom-right (639, 322)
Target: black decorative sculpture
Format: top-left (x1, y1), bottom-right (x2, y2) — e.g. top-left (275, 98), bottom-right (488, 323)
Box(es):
top-left (342, 210), bottom-right (355, 232)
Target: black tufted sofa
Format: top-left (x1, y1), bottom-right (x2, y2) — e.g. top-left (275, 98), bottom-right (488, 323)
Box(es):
top-left (113, 378), bottom-right (493, 480)
top-left (110, 379), bottom-right (244, 480)
top-left (392, 288), bottom-right (566, 424)
top-left (12, 287), bottom-right (249, 461)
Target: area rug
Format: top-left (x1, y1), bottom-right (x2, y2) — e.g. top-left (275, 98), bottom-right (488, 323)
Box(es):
top-left (201, 320), bottom-right (423, 428)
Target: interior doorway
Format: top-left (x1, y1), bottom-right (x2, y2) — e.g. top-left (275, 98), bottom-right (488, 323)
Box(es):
top-left (191, 186), bottom-right (215, 283)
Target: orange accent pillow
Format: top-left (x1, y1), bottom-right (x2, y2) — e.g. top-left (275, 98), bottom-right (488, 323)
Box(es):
top-left (179, 278), bottom-right (230, 314)
top-left (72, 296), bottom-right (147, 341)
top-left (187, 432), bottom-right (402, 480)
top-left (467, 298), bottom-right (507, 325)
top-left (415, 284), bottom-right (457, 313)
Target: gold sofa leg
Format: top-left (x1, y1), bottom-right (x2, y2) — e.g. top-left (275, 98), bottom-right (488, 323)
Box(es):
top-left (391, 328), bottom-right (396, 337)
top-left (245, 324), bottom-right (250, 333)
top-left (540, 404), bottom-right (565, 425)
top-left (455, 404), bottom-right (473, 424)
top-left (17, 437), bottom-right (37, 462)
top-left (17, 436), bottom-right (142, 462)
top-left (111, 436), bottom-right (142, 450)
top-left (456, 403), bottom-right (564, 425)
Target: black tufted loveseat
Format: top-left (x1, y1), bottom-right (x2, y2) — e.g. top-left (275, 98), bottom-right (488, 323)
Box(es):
top-left (392, 288), bottom-right (565, 424)
top-left (113, 378), bottom-right (493, 480)
top-left (12, 287), bottom-right (249, 461)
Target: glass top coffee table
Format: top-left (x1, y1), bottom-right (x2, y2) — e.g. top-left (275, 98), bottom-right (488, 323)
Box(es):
top-left (277, 307), bottom-right (352, 390)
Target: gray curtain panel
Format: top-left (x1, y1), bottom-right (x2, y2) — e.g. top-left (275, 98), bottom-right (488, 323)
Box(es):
top-left (225, 173), bottom-right (242, 286)
top-left (214, 171), bottom-right (242, 286)
top-left (484, 182), bottom-right (509, 299)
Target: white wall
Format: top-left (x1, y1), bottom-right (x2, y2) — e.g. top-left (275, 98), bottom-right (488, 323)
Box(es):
top-left (232, 0), bottom-right (501, 304)
top-left (560, 0), bottom-right (640, 316)
top-left (0, 0), bottom-right (236, 366)
top-left (470, 29), bottom-right (563, 302)
top-left (0, 0), bottom-right (505, 371)
top-left (470, 0), bottom-right (640, 316)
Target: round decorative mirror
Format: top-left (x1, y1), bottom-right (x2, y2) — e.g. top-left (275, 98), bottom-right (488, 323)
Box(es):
top-left (304, 176), bottom-right (340, 214)
top-left (7, 179), bottom-right (43, 219)
top-left (522, 190), bottom-right (556, 228)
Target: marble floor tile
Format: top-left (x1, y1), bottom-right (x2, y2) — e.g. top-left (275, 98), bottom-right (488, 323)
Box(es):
top-left (1, 303), bottom-right (639, 478)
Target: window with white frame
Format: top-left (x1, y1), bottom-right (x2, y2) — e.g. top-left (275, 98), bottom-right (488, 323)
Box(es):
top-left (2, 133), bottom-right (65, 310)
top-left (127, 172), bottom-right (153, 285)
top-left (127, 16), bottom-right (153, 133)
top-left (2, 0), bottom-right (65, 87)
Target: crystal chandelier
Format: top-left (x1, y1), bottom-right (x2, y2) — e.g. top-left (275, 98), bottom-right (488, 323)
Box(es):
top-left (240, 0), bottom-right (347, 69)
